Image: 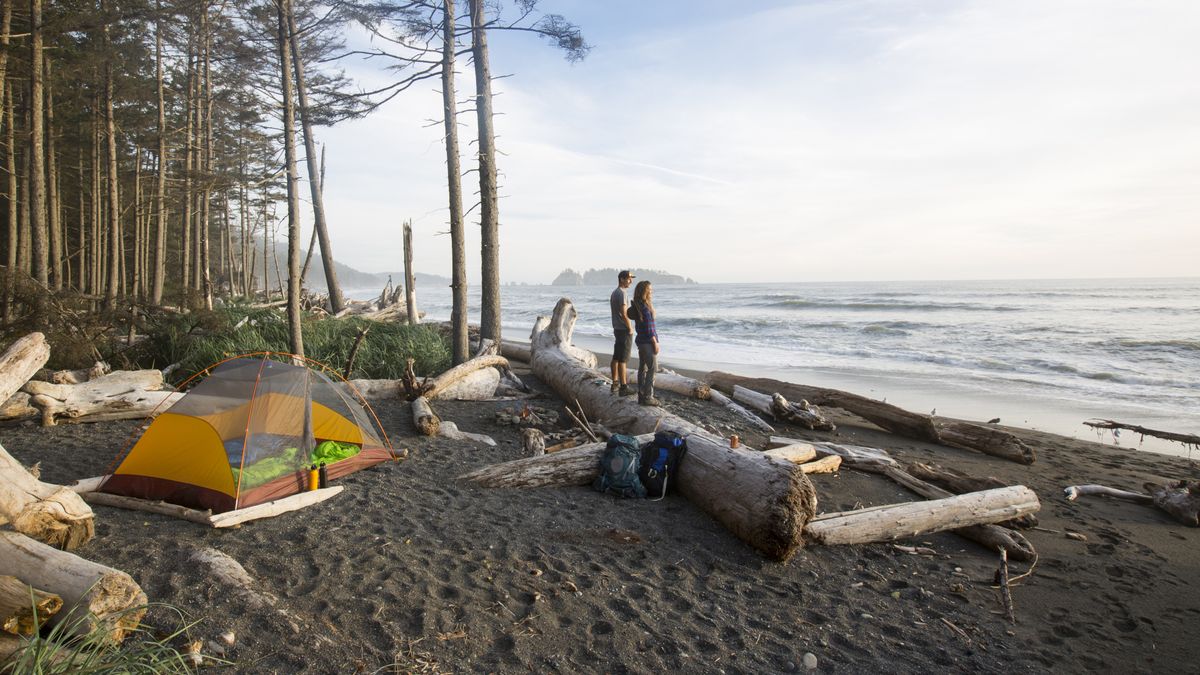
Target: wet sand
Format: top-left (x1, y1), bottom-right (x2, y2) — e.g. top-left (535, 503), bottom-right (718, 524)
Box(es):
top-left (4, 361), bottom-right (1197, 673)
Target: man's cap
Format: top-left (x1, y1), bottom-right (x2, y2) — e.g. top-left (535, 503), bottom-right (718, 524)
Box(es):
top-left (619, 270), bottom-right (635, 280)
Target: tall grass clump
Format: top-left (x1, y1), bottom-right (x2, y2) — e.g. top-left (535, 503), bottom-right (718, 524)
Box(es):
top-left (134, 305), bottom-right (450, 384)
top-left (0, 604), bottom-right (209, 674)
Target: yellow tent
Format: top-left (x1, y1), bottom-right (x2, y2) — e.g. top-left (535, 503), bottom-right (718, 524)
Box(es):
top-left (100, 355), bottom-right (393, 513)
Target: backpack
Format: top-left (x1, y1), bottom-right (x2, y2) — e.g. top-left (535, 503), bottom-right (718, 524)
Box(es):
top-left (639, 431), bottom-right (688, 501)
top-left (592, 434), bottom-right (647, 499)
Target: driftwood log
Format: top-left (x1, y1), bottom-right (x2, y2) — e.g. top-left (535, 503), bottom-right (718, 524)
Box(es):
top-left (500, 340), bottom-right (532, 363)
top-left (804, 486), bottom-right (1040, 546)
top-left (0, 531), bottom-right (146, 641)
top-left (708, 372), bottom-right (1035, 464)
top-left (411, 396), bottom-right (440, 436)
top-left (460, 434), bottom-right (658, 488)
top-left (1065, 480), bottom-right (1200, 526)
top-left (906, 461), bottom-right (1037, 528)
top-left (731, 385), bottom-right (835, 431)
top-left (0, 333), bottom-right (51, 404)
top-left (425, 354), bottom-right (508, 401)
top-left (1083, 419), bottom-right (1200, 448)
top-left (0, 575), bottom-right (62, 636)
top-left (0, 442), bottom-right (94, 549)
top-left (770, 437), bottom-right (1036, 560)
top-left (528, 298), bottom-right (817, 561)
top-left (22, 370), bottom-right (182, 427)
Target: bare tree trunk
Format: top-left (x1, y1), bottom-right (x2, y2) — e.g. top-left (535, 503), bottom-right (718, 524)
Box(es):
top-left (76, 146), bottom-right (85, 292)
top-left (442, 0), bottom-right (469, 364)
top-left (469, 0), bottom-right (501, 344)
top-left (181, 49), bottom-right (195, 297)
top-left (3, 90), bottom-right (16, 322)
top-left (29, 0), bottom-right (49, 287)
top-left (276, 0), bottom-right (304, 357)
top-left (200, 7), bottom-right (213, 310)
top-left (152, 0), bottom-right (167, 304)
top-left (403, 220), bottom-right (419, 324)
top-left (102, 11), bottom-right (121, 309)
top-left (286, 9), bottom-right (344, 313)
top-left (45, 58), bottom-right (62, 291)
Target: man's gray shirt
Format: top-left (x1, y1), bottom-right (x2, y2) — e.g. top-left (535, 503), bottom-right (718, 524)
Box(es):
top-left (610, 287), bottom-right (629, 332)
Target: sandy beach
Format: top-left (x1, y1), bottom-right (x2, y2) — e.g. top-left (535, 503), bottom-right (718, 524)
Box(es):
top-left (4, 358), bottom-right (1197, 673)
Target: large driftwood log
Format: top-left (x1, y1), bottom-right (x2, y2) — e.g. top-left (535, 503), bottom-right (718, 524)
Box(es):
top-left (209, 487), bottom-right (344, 528)
top-left (641, 371), bottom-right (711, 400)
top-left (424, 354), bottom-right (508, 401)
top-left (460, 434), bottom-right (657, 487)
top-left (906, 461), bottom-right (1037, 528)
top-left (529, 298), bottom-right (817, 561)
top-left (0, 442), bottom-right (94, 549)
top-left (804, 486), bottom-right (1040, 546)
top-left (411, 396), bottom-right (440, 436)
top-left (23, 370), bottom-right (181, 427)
top-left (730, 385), bottom-right (835, 431)
top-left (1083, 419), bottom-right (1200, 448)
top-left (0, 392), bottom-right (39, 422)
top-left (33, 361), bottom-right (111, 385)
top-left (0, 532), bottom-right (146, 641)
top-left (709, 372), bottom-right (1035, 464)
top-left (1, 576), bottom-right (62, 636)
top-left (770, 436), bottom-right (1036, 559)
top-left (0, 333), bottom-right (51, 404)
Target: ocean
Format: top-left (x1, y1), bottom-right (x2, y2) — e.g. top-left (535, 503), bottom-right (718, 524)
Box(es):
top-left (351, 278), bottom-right (1200, 457)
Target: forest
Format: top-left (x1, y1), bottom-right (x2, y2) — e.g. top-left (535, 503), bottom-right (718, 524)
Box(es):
top-left (0, 0), bottom-right (586, 371)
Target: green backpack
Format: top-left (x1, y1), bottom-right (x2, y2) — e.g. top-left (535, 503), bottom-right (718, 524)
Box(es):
top-left (592, 434), bottom-right (647, 499)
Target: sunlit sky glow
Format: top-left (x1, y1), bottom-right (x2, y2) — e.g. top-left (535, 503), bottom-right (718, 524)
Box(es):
top-left (313, 0), bottom-right (1200, 284)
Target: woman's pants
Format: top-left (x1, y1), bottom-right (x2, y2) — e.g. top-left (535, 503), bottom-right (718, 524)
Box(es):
top-left (637, 342), bottom-right (657, 401)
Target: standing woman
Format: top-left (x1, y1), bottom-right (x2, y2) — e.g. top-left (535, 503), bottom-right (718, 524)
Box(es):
top-left (628, 280), bottom-right (661, 406)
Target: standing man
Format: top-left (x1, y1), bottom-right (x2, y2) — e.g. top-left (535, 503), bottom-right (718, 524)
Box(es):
top-left (610, 270), bottom-right (636, 396)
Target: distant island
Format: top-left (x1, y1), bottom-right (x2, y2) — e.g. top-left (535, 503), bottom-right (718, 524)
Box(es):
top-left (552, 268), bottom-right (698, 285)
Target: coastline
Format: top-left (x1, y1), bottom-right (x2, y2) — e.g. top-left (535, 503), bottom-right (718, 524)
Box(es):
top-left (7, 350), bottom-right (1197, 672)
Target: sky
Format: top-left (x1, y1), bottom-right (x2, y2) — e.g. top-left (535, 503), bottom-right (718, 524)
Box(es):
top-left (313, 0), bottom-right (1200, 285)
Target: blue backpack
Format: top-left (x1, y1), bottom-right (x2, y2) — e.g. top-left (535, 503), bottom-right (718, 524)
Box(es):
top-left (639, 431), bottom-right (688, 501)
top-left (592, 434), bottom-right (647, 499)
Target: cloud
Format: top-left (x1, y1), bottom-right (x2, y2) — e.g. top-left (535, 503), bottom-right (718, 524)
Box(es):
top-left (317, 0), bottom-right (1200, 282)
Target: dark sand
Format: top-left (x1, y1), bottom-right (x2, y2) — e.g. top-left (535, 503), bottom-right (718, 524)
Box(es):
top-left (5, 361), bottom-right (1198, 673)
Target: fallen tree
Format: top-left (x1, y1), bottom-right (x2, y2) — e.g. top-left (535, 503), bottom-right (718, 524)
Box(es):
top-left (804, 486), bottom-right (1040, 547)
top-left (22, 370), bottom-right (182, 427)
top-left (0, 441), bottom-right (94, 549)
top-left (708, 372), bottom-right (1035, 464)
top-left (424, 354), bottom-right (508, 401)
top-left (730, 385), bottom-right (835, 432)
top-left (0, 531), bottom-right (146, 641)
top-left (527, 298), bottom-right (817, 562)
top-left (460, 434), bottom-right (657, 488)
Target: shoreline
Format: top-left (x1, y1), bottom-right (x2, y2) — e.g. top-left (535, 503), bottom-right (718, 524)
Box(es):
top-left (4, 354), bottom-right (1198, 672)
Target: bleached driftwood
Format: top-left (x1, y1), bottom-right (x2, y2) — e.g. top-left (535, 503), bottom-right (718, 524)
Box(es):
top-left (709, 389), bottom-right (775, 434)
top-left (906, 461), bottom-right (1037, 528)
top-left (424, 354), bottom-right (508, 401)
top-left (638, 371), bottom-right (711, 400)
top-left (35, 361), bottom-right (111, 385)
top-left (763, 443), bottom-right (818, 464)
top-left (188, 546), bottom-right (277, 609)
top-left (797, 455), bottom-right (842, 474)
top-left (412, 396), bottom-right (439, 436)
top-left (344, 379), bottom-right (403, 399)
top-left (708, 372), bottom-right (1036, 464)
top-left (437, 421), bottom-right (496, 446)
top-left (82, 484), bottom-right (343, 528)
top-left (731, 385), bottom-right (835, 431)
top-left (0, 575), bottom-right (62, 636)
top-left (500, 340), bottom-right (532, 363)
top-left (208, 487), bottom-right (344, 528)
top-left (23, 370), bottom-right (181, 427)
top-left (528, 298), bottom-right (817, 562)
top-left (0, 442), bottom-right (94, 549)
top-left (0, 392), bottom-right (39, 422)
top-left (0, 334), bottom-right (51, 405)
top-left (1065, 481), bottom-right (1200, 527)
top-left (804, 486), bottom-right (1040, 546)
top-left (768, 436), bottom-right (1036, 559)
top-left (460, 434), bottom-right (657, 488)
top-left (0, 531), bottom-right (146, 641)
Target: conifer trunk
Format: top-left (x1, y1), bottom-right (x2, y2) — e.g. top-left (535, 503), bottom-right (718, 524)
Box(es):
top-left (442, 0), bottom-right (469, 364)
top-left (470, 0), bottom-right (501, 344)
top-left (152, 0), bottom-right (167, 304)
top-left (29, 0), bottom-right (49, 288)
top-left (276, 0), bottom-right (304, 357)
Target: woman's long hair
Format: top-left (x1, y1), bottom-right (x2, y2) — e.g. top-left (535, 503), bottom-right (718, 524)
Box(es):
top-left (630, 280), bottom-right (654, 319)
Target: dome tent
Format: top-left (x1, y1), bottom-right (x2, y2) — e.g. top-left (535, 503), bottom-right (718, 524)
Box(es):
top-left (99, 353), bottom-right (394, 514)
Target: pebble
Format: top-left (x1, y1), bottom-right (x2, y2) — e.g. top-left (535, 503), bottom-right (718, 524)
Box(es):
top-left (802, 652), bottom-right (819, 670)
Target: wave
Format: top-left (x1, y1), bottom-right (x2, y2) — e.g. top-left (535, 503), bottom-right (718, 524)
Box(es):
top-left (761, 298), bottom-right (1021, 312)
top-left (1113, 338), bottom-right (1200, 353)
